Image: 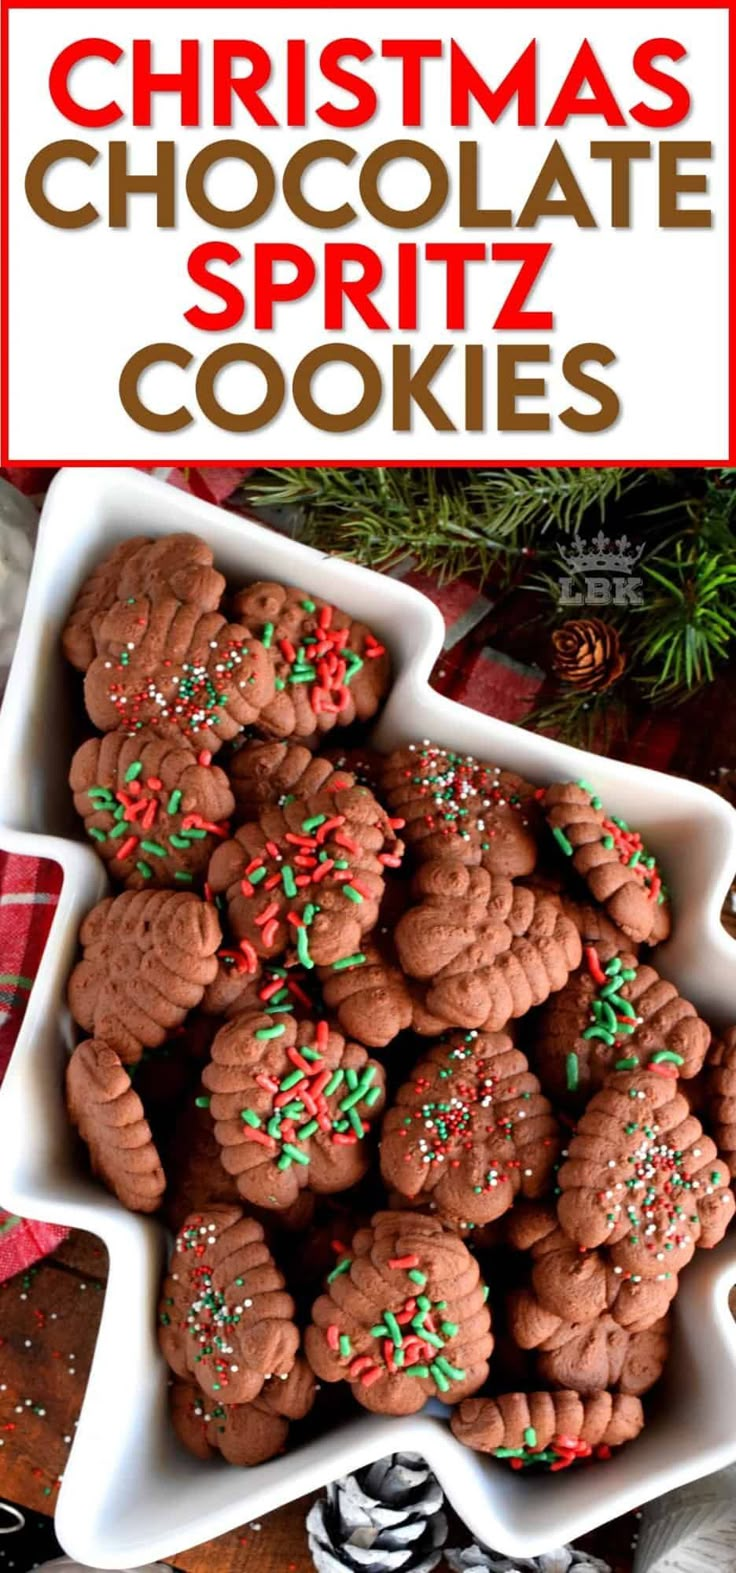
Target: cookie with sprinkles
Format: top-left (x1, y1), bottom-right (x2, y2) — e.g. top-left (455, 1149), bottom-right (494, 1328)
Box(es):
top-left (231, 581), bottom-right (390, 741)
top-left (305, 1210), bottom-right (493, 1415)
top-left (70, 727), bottom-right (235, 890)
top-left (158, 1205), bottom-right (300, 1405)
top-left (170, 1356), bottom-right (316, 1465)
top-left (317, 926), bottom-right (415, 1049)
top-left (380, 1031), bottom-right (560, 1227)
top-left (394, 862), bottom-right (581, 1033)
top-left (381, 743), bottom-right (540, 878)
top-left (530, 946), bottom-right (710, 1113)
top-left (84, 597), bottom-right (275, 753)
top-left (62, 533), bottom-right (226, 672)
top-left (505, 1201), bottom-right (678, 1333)
top-left (543, 782), bottom-right (671, 945)
top-left (556, 1069), bottom-right (735, 1274)
top-left (66, 1038), bottom-right (166, 1213)
top-left (450, 1389), bottom-right (644, 1467)
top-left (705, 1026), bottom-right (736, 1180)
top-left (207, 776), bottom-right (404, 969)
top-left (67, 888), bottom-right (221, 1064)
top-left (201, 1011), bottom-right (386, 1210)
top-left (507, 1290), bottom-right (670, 1397)
top-left (201, 952), bottom-right (316, 1022)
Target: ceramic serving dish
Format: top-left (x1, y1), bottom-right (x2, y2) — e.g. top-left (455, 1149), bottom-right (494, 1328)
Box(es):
top-left (1, 467), bottom-right (736, 1568)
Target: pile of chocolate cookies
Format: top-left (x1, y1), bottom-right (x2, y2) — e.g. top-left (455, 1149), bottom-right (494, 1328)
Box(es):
top-left (59, 531), bottom-right (736, 1475)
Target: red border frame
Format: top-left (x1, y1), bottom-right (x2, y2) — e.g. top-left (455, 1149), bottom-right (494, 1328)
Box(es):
top-left (1, 0), bottom-right (733, 467)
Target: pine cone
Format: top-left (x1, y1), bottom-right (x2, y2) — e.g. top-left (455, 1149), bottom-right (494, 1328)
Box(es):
top-left (543, 783), bottom-right (670, 945)
top-left (231, 581), bottom-right (390, 740)
top-left (506, 1290), bottom-right (670, 1396)
top-left (381, 1032), bottom-right (560, 1227)
top-left (84, 598), bottom-right (275, 752)
top-left (381, 743), bottom-right (540, 878)
top-left (69, 727), bottom-right (235, 889)
top-left (450, 1389), bottom-right (643, 1466)
top-left (530, 945), bottom-right (710, 1111)
top-left (446, 1547), bottom-right (612, 1573)
top-left (705, 1027), bottom-right (736, 1177)
top-left (65, 1038), bottom-right (165, 1213)
top-left (394, 864), bottom-right (581, 1033)
top-left (170, 1356), bottom-right (315, 1465)
top-left (557, 1070), bottom-right (735, 1270)
top-left (202, 1011), bottom-right (386, 1209)
top-left (227, 738), bottom-right (337, 820)
top-left (67, 889), bottom-right (221, 1063)
top-left (505, 1202), bottom-right (677, 1333)
top-left (62, 534), bottom-right (226, 672)
top-left (207, 778), bottom-right (403, 969)
top-left (158, 1205), bottom-right (300, 1404)
top-left (305, 1210), bottom-right (493, 1415)
top-left (551, 619), bottom-right (625, 693)
top-left (307, 1454), bottom-right (447, 1573)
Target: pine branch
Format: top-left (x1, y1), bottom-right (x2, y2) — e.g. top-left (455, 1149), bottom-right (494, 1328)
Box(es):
top-left (630, 539), bottom-right (736, 700)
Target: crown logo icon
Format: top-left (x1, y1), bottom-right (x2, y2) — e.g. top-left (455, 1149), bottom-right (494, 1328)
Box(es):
top-left (558, 531), bottom-right (645, 576)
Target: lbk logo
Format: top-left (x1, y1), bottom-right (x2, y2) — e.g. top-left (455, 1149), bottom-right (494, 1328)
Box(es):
top-left (558, 532), bottom-right (645, 607)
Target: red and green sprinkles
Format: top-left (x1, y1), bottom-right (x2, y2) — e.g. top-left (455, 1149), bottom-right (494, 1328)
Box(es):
top-left (401, 742), bottom-right (529, 850)
top-left (582, 949), bottom-right (641, 1048)
top-left (237, 1022), bottom-right (380, 1171)
top-left (168, 1217), bottom-right (253, 1394)
top-left (325, 1251), bottom-right (473, 1395)
top-left (593, 1088), bottom-right (717, 1265)
top-left (262, 601), bottom-right (385, 717)
top-left (555, 781), bottom-right (667, 904)
top-left (103, 631), bottom-right (256, 738)
top-left (85, 749), bottom-right (228, 880)
top-left (494, 1434), bottom-right (612, 1471)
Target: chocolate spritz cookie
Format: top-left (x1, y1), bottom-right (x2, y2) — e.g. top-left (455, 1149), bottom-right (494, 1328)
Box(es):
top-left (207, 776), bottom-right (404, 970)
top-left (70, 728), bottom-right (235, 889)
top-left (543, 782), bottom-right (670, 944)
top-left (67, 889), bottom-right (221, 1063)
top-left (318, 935), bottom-right (415, 1049)
top-left (706, 1028), bottom-right (736, 1179)
top-left (530, 945), bottom-right (710, 1112)
top-left (62, 533), bottom-right (226, 672)
top-left (231, 582), bottom-right (390, 740)
top-left (84, 598), bottom-right (275, 753)
top-left (505, 1201), bottom-right (677, 1332)
top-left (506, 1291), bottom-right (670, 1397)
top-left (556, 1069), bottom-right (735, 1273)
top-left (170, 1356), bottom-right (315, 1465)
top-left (381, 743), bottom-right (540, 878)
top-left (158, 1205), bottom-right (300, 1404)
top-left (226, 738), bottom-right (336, 821)
top-left (201, 1011), bottom-right (386, 1209)
top-left (66, 1038), bottom-right (165, 1213)
top-left (394, 863), bottom-right (581, 1033)
top-left (305, 1211), bottom-right (493, 1414)
top-left (380, 1031), bottom-right (560, 1228)
top-left (450, 1389), bottom-right (643, 1467)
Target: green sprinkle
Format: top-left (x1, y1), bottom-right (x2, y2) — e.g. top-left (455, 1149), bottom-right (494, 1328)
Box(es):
top-left (302, 814), bottom-right (327, 832)
top-left (628, 850), bottom-right (642, 867)
top-left (342, 885), bottom-right (363, 904)
top-left (268, 1116), bottom-right (283, 1138)
top-left (240, 1109), bottom-right (262, 1128)
top-left (167, 789), bottom-right (182, 814)
top-left (436, 1356), bottom-right (466, 1381)
top-left (440, 1319), bottom-right (459, 1337)
top-left (582, 1025), bottom-right (615, 1044)
top-left (615, 1056), bottom-right (639, 1070)
top-left (169, 834), bottom-right (193, 849)
top-left (408, 1269), bottom-right (427, 1287)
top-left (348, 1108), bottom-right (365, 1137)
top-left (278, 1067), bottom-right (304, 1089)
top-left (405, 1364), bottom-right (430, 1378)
top-left (332, 953), bottom-right (367, 970)
top-left (364, 1085), bottom-right (382, 1106)
top-left (182, 827), bottom-right (207, 839)
top-left (301, 1046), bottom-right (322, 1062)
top-left (324, 1069), bottom-right (344, 1097)
top-left (275, 677), bottom-right (285, 690)
top-left (281, 865), bottom-right (297, 898)
top-left (430, 1362), bottom-right (450, 1393)
top-left (282, 1143), bottom-right (310, 1165)
top-left (422, 1329), bottom-right (445, 1349)
top-left (136, 860), bottom-right (152, 879)
top-left (602, 833), bottom-right (615, 849)
top-left (280, 1101), bottom-right (305, 1118)
top-left (566, 1052), bottom-right (579, 1091)
top-left (710, 1170), bottom-right (722, 1185)
top-left (339, 1333), bottom-right (352, 1358)
top-left (108, 820), bottom-right (130, 838)
top-left (195, 1095), bottom-right (210, 1108)
top-left (124, 761), bottom-right (143, 782)
top-left (174, 871), bottom-right (194, 883)
top-left (384, 1310), bottom-right (403, 1347)
top-left (262, 622), bottom-right (274, 648)
top-left (482, 1285), bottom-right (489, 1303)
top-left (345, 1067), bottom-right (359, 1091)
top-left (296, 927), bottom-right (314, 970)
top-left (552, 826), bottom-right (574, 856)
top-left (301, 599), bottom-right (317, 612)
top-left (87, 826), bottom-right (107, 842)
top-left (524, 1427), bottom-right (537, 1447)
top-left (650, 1050), bottom-right (684, 1065)
top-left (276, 1154), bottom-right (293, 1170)
top-left (297, 1118), bottom-right (319, 1139)
top-left (370, 1324), bottom-right (389, 1337)
top-left (494, 1447), bottom-right (525, 1459)
top-left (256, 1024), bottom-right (287, 1041)
top-left (327, 1257), bottom-right (351, 1283)
top-left (140, 840), bottom-right (167, 857)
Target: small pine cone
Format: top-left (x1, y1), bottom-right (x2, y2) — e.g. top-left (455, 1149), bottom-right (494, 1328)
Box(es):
top-left (394, 864), bottom-right (581, 1033)
top-left (69, 727), bottom-right (235, 890)
top-left (65, 1038), bottom-right (165, 1213)
top-left (318, 935), bottom-right (414, 1049)
top-left (543, 783), bottom-right (670, 945)
top-left (305, 1211), bottom-right (493, 1415)
top-left (170, 1357), bottom-right (315, 1466)
top-left (202, 1011), bottom-right (386, 1209)
top-left (551, 618), bottom-right (625, 693)
top-left (505, 1202), bottom-right (677, 1333)
top-left (506, 1289), bottom-right (670, 1396)
top-left (207, 778), bottom-right (403, 969)
top-left (158, 1205), bottom-right (300, 1404)
top-left (450, 1389), bottom-right (643, 1465)
top-left (227, 738), bottom-right (337, 820)
top-left (380, 743), bottom-right (541, 879)
top-left (84, 597), bottom-right (275, 752)
top-left (62, 534), bottom-right (226, 672)
top-left (231, 582), bottom-right (390, 741)
top-left (530, 945), bottom-right (710, 1112)
top-left (381, 1032), bottom-right (560, 1227)
top-left (706, 1027), bottom-right (736, 1177)
top-left (557, 1070), bottom-right (735, 1271)
top-left (67, 889), bottom-right (221, 1063)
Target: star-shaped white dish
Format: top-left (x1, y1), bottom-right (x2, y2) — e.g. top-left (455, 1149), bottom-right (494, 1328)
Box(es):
top-left (1, 467), bottom-right (736, 1568)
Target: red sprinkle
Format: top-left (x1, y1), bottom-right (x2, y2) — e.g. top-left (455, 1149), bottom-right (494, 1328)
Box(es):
top-left (326, 1325), bottom-right (340, 1351)
top-left (388, 1254), bottom-right (420, 1270)
top-left (584, 945), bottom-right (607, 986)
